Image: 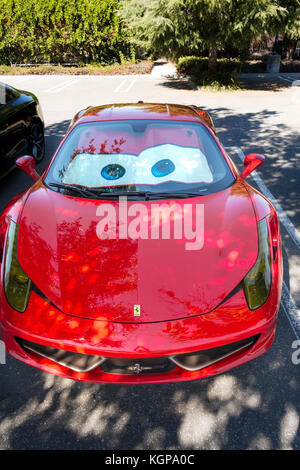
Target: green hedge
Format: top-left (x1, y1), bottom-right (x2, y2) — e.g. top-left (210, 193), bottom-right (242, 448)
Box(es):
top-left (177, 56), bottom-right (243, 75)
top-left (0, 0), bottom-right (131, 64)
top-left (177, 56), bottom-right (243, 90)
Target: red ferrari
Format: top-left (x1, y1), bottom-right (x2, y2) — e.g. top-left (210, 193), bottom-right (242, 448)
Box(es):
top-left (0, 103), bottom-right (282, 384)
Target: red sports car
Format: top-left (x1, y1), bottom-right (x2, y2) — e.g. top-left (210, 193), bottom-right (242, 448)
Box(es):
top-left (0, 103), bottom-right (282, 384)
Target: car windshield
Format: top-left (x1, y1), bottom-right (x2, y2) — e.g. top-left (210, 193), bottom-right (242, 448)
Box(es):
top-left (45, 120), bottom-right (235, 197)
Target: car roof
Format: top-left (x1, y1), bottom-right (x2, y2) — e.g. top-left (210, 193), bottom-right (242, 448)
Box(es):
top-left (71, 103), bottom-right (204, 128)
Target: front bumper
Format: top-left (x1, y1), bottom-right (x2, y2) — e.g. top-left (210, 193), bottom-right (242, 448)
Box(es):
top-left (0, 284), bottom-right (280, 384)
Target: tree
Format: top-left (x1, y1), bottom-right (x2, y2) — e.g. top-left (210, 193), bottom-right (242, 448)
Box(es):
top-left (119, 0), bottom-right (286, 70)
top-left (277, 0), bottom-right (300, 59)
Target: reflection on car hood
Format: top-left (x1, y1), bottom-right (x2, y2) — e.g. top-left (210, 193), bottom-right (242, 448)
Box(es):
top-left (18, 181), bottom-right (258, 323)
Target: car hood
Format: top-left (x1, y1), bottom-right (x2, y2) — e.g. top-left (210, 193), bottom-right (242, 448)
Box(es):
top-left (18, 181), bottom-right (258, 323)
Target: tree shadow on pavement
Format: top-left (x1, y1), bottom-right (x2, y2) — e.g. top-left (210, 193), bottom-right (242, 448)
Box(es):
top-left (238, 78), bottom-right (289, 92)
top-left (159, 77), bottom-right (194, 90)
top-left (0, 310), bottom-right (299, 450)
top-left (207, 106), bottom-right (300, 228)
top-left (157, 74), bottom-right (291, 92)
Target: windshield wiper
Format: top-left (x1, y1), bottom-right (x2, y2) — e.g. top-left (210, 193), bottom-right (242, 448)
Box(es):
top-left (147, 191), bottom-right (208, 200)
top-left (48, 184), bottom-right (208, 200)
top-left (48, 185), bottom-right (152, 200)
top-left (91, 190), bottom-right (208, 200)
top-left (94, 190), bottom-right (152, 199)
top-left (48, 182), bottom-right (103, 199)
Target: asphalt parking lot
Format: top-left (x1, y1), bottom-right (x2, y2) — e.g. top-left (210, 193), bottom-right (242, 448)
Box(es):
top-left (0, 66), bottom-right (300, 449)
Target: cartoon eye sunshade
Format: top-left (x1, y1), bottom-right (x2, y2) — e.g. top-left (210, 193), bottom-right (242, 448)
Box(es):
top-left (101, 163), bottom-right (126, 180)
top-left (63, 144), bottom-right (213, 187)
top-left (151, 159), bottom-right (175, 177)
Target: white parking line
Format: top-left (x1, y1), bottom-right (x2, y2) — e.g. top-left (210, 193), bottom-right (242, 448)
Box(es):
top-left (125, 78), bottom-right (137, 92)
top-left (114, 77), bottom-right (128, 93)
top-left (226, 146), bottom-right (300, 339)
top-left (114, 77), bottom-right (137, 93)
top-left (45, 80), bottom-right (73, 92)
top-left (279, 75), bottom-right (295, 84)
top-left (45, 78), bottom-right (80, 93)
top-left (281, 281), bottom-right (300, 340)
top-left (52, 78), bottom-right (81, 93)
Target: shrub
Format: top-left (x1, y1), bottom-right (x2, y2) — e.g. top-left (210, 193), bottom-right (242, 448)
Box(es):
top-left (177, 56), bottom-right (208, 75)
top-left (0, 0), bottom-right (132, 65)
top-left (177, 56), bottom-right (243, 90)
top-left (177, 56), bottom-right (243, 76)
top-left (194, 71), bottom-right (241, 91)
top-left (0, 61), bottom-right (154, 75)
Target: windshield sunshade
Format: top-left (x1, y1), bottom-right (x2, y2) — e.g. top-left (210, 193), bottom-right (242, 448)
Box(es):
top-left (45, 120), bottom-right (234, 195)
top-left (62, 144), bottom-right (213, 188)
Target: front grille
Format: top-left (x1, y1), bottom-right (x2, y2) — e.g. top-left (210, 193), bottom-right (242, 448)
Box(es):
top-left (16, 334), bottom-right (258, 376)
top-left (100, 357), bottom-right (176, 375)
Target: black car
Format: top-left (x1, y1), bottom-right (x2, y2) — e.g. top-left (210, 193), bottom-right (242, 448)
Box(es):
top-left (0, 82), bottom-right (44, 179)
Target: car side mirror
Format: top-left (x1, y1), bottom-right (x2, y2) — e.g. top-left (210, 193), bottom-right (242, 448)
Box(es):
top-left (240, 153), bottom-right (265, 180)
top-left (15, 155), bottom-right (40, 181)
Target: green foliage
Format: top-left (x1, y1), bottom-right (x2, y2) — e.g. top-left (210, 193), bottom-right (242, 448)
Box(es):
top-left (177, 56), bottom-right (242, 90)
top-left (119, 0), bottom-right (287, 63)
top-left (194, 71), bottom-right (242, 91)
top-left (177, 56), bottom-right (243, 75)
top-left (130, 44), bottom-right (136, 63)
top-left (276, 0), bottom-right (300, 40)
top-left (0, 61), bottom-right (154, 75)
top-left (0, 0), bottom-right (132, 64)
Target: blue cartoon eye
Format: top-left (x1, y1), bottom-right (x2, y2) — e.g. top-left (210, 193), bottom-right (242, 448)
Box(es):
top-left (151, 159), bottom-right (175, 178)
top-left (101, 164), bottom-right (126, 180)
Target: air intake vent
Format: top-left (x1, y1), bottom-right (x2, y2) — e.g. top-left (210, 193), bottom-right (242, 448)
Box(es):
top-left (170, 335), bottom-right (258, 371)
top-left (16, 337), bottom-right (105, 373)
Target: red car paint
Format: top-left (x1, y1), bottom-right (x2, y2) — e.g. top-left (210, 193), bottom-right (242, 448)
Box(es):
top-left (0, 103), bottom-right (283, 384)
top-left (17, 181), bottom-right (258, 323)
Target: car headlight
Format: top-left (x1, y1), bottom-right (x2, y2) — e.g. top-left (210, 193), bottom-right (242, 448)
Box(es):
top-left (4, 221), bottom-right (32, 312)
top-left (242, 218), bottom-right (271, 310)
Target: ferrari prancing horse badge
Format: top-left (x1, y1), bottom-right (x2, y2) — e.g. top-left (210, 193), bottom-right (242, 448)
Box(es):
top-left (134, 305), bottom-right (141, 317)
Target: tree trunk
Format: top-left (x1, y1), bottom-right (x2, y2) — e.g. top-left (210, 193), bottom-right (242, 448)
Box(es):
top-left (286, 39), bottom-right (297, 61)
top-left (208, 40), bottom-right (217, 72)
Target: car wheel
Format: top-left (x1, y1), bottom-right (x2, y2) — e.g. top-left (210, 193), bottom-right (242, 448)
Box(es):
top-left (28, 121), bottom-right (45, 163)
